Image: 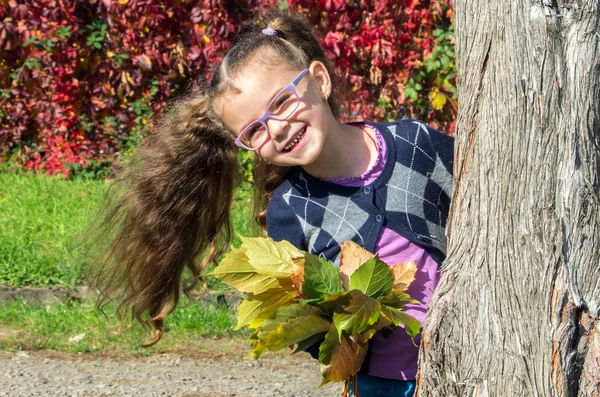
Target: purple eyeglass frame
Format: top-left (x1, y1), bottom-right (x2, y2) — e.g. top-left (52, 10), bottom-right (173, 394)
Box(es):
top-left (234, 68), bottom-right (310, 151)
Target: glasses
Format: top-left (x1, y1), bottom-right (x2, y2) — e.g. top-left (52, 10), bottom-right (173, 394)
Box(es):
top-left (235, 68), bottom-right (310, 151)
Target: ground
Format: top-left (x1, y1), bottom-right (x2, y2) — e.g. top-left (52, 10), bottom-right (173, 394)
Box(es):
top-left (0, 337), bottom-right (341, 396)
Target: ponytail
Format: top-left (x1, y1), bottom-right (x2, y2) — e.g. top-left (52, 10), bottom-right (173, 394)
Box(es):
top-left (92, 9), bottom-right (343, 344)
top-left (92, 92), bottom-right (238, 345)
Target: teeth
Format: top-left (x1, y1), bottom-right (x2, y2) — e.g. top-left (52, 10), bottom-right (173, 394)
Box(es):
top-left (284, 128), bottom-right (306, 151)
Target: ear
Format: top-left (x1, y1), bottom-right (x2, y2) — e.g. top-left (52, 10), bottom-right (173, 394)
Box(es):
top-left (308, 61), bottom-right (332, 100)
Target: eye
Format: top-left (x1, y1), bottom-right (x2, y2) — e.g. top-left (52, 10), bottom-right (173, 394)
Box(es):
top-left (275, 94), bottom-right (291, 108)
top-left (246, 124), bottom-right (261, 137)
top-left (269, 92), bottom-right (297, 116)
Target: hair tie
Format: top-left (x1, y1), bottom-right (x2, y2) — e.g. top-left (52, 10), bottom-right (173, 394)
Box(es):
top-left (262, 27), bottom-right (278, 36)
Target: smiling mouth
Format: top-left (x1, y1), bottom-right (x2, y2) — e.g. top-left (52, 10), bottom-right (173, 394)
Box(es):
top-left (283, 126), bottom-right (307, 152)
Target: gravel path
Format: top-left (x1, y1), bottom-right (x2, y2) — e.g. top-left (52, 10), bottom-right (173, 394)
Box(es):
top-left (0, 341), bottom-right (341, 396)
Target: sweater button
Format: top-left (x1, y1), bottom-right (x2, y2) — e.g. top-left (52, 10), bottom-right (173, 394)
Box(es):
top-left (364, 186), bottom-right (371, 194)
top-left (376, 214), bottom-right (383, 223)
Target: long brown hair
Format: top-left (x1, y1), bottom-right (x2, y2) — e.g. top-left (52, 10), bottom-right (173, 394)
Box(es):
top-left (91, 10), bottom-right (342, 344)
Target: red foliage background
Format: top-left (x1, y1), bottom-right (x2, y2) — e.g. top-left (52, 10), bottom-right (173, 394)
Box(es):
top-left (0, 0), bottom-right (454, 177)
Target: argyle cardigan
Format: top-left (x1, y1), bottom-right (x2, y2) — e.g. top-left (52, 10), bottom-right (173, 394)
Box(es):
top-left (266, 119), bottom-right (454, 265)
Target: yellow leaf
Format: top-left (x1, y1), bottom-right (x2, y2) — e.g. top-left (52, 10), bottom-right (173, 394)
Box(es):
top-left (390, 261), bottom-right (417, 291)
top-left (429, 89), bottom-right (447, 110)
top-left (236, 289), bottom-right (297, 330)
top-left (241, 237), bottom-right (302, 278)
top-left (207, 247), bottom-right (281, 294)
top-left (106, 50), bottom-right (114, 58)
top-left (339, 240), bottom-right (374, 290)
top-left (118, 0), bottom-right (129, 4)
top-left (202, 34), bottom-right (210, 44)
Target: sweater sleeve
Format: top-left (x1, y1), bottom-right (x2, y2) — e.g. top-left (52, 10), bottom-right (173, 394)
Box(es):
top-left (266, 187), bottom-right (307, 251)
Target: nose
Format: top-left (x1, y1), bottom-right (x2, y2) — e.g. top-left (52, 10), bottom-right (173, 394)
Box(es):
top-left (266, 118), bottom-right (289, 140)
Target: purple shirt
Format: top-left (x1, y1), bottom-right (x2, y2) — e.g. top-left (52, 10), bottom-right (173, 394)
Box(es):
top-left (327, 124), bottom-right (440, 380)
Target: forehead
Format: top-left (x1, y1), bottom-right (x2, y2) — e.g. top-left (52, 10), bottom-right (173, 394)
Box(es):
top-left (215, 55), bottom-right (304, 133)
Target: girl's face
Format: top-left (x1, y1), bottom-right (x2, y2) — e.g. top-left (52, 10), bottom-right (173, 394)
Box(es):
top-left (216, 55), bottom-right (334, 168)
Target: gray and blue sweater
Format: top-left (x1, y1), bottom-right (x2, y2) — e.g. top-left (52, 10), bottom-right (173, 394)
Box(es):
top-left (266, 119), bottom-right (454, 265)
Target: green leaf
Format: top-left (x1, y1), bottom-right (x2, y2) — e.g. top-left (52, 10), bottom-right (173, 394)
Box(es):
top-left (333, 290), bottom-right (381, 337)
top-left (318, 326), bottom-right (368, 385)
top-left (257, 304), bottom-right (331, 351)
top-left (405, 87), bottom-right (418, 101)
top-left (379, 290), bottom-right (419, 309)
top-left (22, 36), bottom-right (38, 48)
top-left (312, 291), bottom-right (351, 316)
top-left (235, 289), bottom-right (298, 330)
top-left (441, 55), bottom-right (451, 69)
top-left (348, 257), bottom-right (393, 299)
top-left (207, 247), bottom-right (283, 294)
top-left (242, 237), bottom-right (302, 278)
top-left (381, 307), bottom-right (421, 338)
top-left (302, 253), bottom-right (344, 299)
top-left (292, 332), bottom-right (327, 354)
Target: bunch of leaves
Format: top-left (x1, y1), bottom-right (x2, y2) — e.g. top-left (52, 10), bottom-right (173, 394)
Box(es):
top-left (287, 0), bottom-right (456, 133)
top-left (209, 237), bottom-right (420, 387)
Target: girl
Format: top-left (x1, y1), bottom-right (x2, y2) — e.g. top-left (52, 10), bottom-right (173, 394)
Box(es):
top-left (93, 10), bottom-right (453, 397)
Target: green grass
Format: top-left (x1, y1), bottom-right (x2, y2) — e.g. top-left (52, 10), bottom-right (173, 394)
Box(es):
top-left (0, 298), bottom-right (243, 355)
top-left (0, 172), bottom-right (255, 354)
top-left (0, 173), bottom-right (105, 287)
top-left (0, 172), bottom-right (256, 288)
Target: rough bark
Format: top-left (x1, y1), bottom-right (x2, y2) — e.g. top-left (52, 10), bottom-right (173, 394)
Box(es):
top-left (417, 1), bottom-right (600, 396)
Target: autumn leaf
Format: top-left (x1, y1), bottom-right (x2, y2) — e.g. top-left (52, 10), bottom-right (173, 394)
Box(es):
top-left (247, 330), bottom-right (268, 359)
top-left (135, 54), bottom-right (152, 70)
top-left (291, 257), bottom-right (305, 295)
top-left (339, 240), bottom-right (375, 290)
top-left (390, 261), bottom-right (417, 291)
top-left (429, 88), bottom-right (447, 110)
top-left (257, 304), bottom-right (330, 351)
top-left (242, 237), bottom-right (302, 278)
top-left (207, 247), bottom-right (283, 294)
top-left (348, 257), bottom-right (394, 299)
top-left (318, 326), bottom-right (368, 386)
top-left (235, 289), bottom-right (298, 330)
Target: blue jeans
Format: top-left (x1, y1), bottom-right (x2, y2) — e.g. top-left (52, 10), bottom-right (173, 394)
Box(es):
top-left (356, 373), bottom-right (416, 397)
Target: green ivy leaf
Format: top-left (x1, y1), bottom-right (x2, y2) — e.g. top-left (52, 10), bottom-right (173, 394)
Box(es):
top-left (348, 257), bottom-right (393, 299)
top-left (258, 304), bottom-right (330, 351)
top-left (302, 253), bottom-right (344, 299)
top-left (333, 290), bottom-right (381, 337)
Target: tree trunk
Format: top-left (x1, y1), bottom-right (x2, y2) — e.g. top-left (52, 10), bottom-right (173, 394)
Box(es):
top-left (417, 1), bottom-right (600, 396)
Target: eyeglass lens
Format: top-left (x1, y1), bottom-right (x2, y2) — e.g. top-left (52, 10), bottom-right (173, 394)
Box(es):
top-left (240, 88), bottom-right (300, 149)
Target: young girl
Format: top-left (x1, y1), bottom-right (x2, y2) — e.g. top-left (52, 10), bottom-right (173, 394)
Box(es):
top-left (94, 10), bottom-right (453, 397)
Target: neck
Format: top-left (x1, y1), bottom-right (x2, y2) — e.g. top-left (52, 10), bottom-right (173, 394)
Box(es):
top-left (302, 121), bottom-right (377, 180)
